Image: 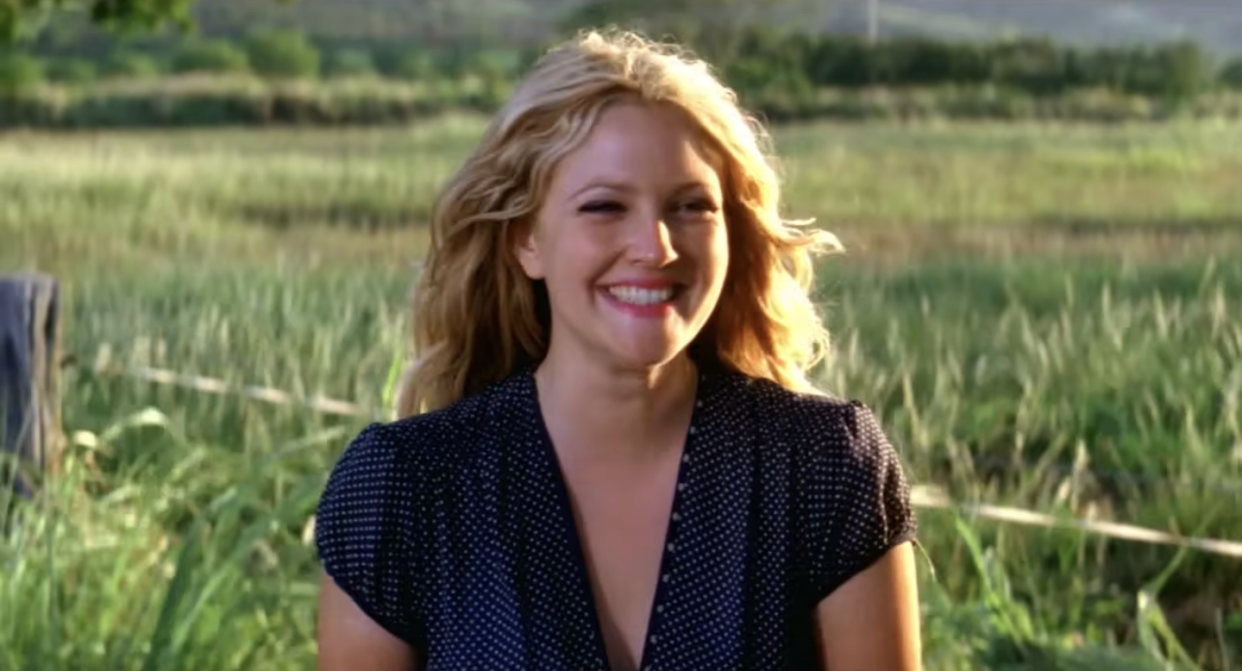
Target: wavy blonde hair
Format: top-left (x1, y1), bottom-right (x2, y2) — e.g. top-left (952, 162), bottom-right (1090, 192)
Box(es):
top-left (396, 28), bottom-right (843, 418)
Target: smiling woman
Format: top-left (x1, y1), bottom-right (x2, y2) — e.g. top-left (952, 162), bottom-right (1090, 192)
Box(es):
top-left (314, 28), bottom-right (923, 671)
top-left (513, 100), bottom-right (730, 378)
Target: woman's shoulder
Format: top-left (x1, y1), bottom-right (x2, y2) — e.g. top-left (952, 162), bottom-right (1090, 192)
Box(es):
top-left (713, 371), bottom-right (919, 598)
top-left (312, 370), bottom-right (532, 641)
top-left (716, 369), bottom-right (895, 460)
top-left (315, 370), bottom-right (529, 525)
top-left (330, 369), bottom-right (528, 472)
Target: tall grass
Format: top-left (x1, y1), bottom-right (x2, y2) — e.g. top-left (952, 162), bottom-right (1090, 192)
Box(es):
top-left (4, 116), bottom-right (1242, 271)
top-left (2, 119), bottom-right (1240, 670)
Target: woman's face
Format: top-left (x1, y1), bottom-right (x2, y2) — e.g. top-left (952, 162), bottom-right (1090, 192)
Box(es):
top-left (515, 99), bottom-right (730, 372)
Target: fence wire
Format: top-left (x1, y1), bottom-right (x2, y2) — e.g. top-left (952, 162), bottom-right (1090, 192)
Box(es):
top-left (82, 356), bottom-right (1242, 561)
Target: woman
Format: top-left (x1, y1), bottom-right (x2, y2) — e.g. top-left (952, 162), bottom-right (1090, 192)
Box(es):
top-left (315, 29), bottom-right (922, 671)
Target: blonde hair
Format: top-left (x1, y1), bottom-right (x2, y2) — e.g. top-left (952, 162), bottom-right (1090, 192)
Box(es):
top-left (397, 28), bottom-right (842, 418)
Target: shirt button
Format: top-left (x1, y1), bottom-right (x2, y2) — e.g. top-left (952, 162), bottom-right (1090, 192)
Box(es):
top-left (657, 605), bottom-right (664, 613)
top-left (682, 454), bottom-right (690, 463)
top-left (671, 512), bottom-right (681, 521)
top-left (662, 573), bottom-right (670, 582)
top-left (687, 426), bottom-right (697, 435)
top-left (677, 483), bottom-right (686, 492)
top-left (667, 543), bottom-right (675, 552)
top-left (650, 635), bottom-right (658, 644)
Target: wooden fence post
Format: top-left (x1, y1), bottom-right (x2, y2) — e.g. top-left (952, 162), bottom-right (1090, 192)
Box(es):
top-left (0, 273), bottom-right (63, 500)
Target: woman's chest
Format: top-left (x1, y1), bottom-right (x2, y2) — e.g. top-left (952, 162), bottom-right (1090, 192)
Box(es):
top-left (414, 450), bottom-right (821, 671)
top-left (562, 456), bottom-right (685, 671)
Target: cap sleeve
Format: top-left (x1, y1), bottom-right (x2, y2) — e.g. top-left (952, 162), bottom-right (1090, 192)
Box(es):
top-left (810, 400), bottom-right (918, 601)
top-left (314, 422), bottom-right (421, 644)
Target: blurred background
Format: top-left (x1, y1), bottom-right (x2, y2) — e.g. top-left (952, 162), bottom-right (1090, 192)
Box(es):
top-left (0, 1), bottom-right (1240, 670)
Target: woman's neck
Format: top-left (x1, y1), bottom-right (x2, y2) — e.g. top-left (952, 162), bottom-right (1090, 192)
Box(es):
top-left (533, 351), bottom-right (699, 465)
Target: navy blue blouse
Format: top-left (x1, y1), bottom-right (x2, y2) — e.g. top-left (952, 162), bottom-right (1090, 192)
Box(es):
top-left (315, 363), bottom-right (918, 671)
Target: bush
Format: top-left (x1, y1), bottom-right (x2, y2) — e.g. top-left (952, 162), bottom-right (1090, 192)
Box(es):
top-left (245, 30), bottom-right (321, 80)
top-left (47, 58), bottom-right (97, 85)
top-left (1222, 58), bottom-right (1242, 90)
top-left (172, 40), bottom-right (250, 75)
top-left (103, 50), bottom-right (163, 79)
top-left (0, 28), bottom-right (1234, 124)
top-left (11, 27), bottom-right (1230, 103)
top-left (1, 77), bottom-right (1240, 130)
top-left (0, 53), bottom-right (44, 95)
top-left (324, 48), bottom-right (376, 79)
top-left (387, 49), bottom-right (437, 81)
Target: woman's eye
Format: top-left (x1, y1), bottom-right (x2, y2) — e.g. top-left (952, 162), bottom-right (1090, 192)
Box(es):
top-left (680, 199), bottom-right (719, 216)
top-left (577, 198), bottom-right (718, 218)
top-left (579, 200), bottom-right (625, 214)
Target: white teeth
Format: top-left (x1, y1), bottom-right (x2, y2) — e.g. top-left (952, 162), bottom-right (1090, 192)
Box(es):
top-left (608, 285), bottom-right (675, 305)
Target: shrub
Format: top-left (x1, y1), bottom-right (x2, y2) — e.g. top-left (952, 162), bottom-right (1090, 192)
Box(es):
top-left (172, 40), bottom-right (250, 75)
top-left (0, 52), bottom-right (44, 95)
top-left (1221, 58), bottom-right (1242, 89)
top-left (245, 30), bottom-right (321, 80)
top-left (47, 58), bottom-right (97, 85)
top-left (103, 50), bottom-right (164, 79)
top-left (324, 48), bottom-right (376, 79)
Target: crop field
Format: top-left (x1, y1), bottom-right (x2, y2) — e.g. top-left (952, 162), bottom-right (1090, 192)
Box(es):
top-left (1, 117), bottom-right (1241, 670)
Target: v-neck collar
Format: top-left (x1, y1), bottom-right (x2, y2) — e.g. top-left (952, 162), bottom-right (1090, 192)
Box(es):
top-left (515, 363), bottom-right (721, 671)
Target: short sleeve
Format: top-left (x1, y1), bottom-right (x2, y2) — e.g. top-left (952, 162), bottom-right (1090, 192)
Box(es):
top-left (810, 401), bottom-right (918, 601)
top-left (315, 422), bottom-right (421, 644)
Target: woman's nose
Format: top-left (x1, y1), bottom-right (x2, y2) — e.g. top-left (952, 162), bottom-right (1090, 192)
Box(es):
top-left (627, 214), bottom-right (679, 266)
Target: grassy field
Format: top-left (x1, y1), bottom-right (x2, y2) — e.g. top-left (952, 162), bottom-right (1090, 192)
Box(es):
top-left (2, 117), bottom-right (1241, 670)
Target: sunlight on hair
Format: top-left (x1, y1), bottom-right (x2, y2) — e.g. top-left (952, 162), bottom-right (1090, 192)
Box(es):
top-left (398, 28), bottom-right (844, 417)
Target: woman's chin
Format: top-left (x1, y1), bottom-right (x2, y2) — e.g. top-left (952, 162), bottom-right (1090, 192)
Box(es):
top-left (607, 339), bottom-right (693, 371)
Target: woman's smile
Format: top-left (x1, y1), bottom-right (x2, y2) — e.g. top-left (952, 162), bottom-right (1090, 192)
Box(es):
top-left (600, 281), bottom-right (685, 318)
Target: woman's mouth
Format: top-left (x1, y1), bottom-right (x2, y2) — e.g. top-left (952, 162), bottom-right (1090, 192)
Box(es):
top-left (600, 282), bottom-right (683, 317)
top-left (607, 284), bottom-right (676, 305)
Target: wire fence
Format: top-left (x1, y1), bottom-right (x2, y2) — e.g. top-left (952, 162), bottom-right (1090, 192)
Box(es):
top-left (82, 355), bottom-right (1242, 560)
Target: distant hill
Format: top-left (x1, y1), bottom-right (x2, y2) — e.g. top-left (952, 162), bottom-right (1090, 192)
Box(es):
top-left (53, 0), bottom-right (1242, 55)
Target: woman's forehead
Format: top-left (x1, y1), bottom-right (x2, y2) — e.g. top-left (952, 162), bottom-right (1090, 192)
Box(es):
top-left (547, 102), bottom-right (725, 198)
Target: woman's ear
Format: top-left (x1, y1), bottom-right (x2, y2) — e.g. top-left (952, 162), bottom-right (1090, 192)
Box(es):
top-left (510, 219), bottom-right (545, 280)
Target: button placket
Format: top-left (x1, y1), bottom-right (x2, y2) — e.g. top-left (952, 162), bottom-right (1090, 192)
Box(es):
top-left (649, 422), bottom-right (693, 668)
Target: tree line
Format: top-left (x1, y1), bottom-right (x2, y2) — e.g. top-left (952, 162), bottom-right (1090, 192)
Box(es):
top-left (2, 21), bottom-right (1242, 126)
top-left (7, 25), bottom-right (1241, 94)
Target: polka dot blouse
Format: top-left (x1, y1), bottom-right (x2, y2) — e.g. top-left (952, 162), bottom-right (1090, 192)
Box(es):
top-left (315, 362), bottom-right (918, 671)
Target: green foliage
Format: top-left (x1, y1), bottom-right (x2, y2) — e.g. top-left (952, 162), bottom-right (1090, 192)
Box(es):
top-left (47, 57), bottom-right (96, 83)
top-left (1220, 58), bottom-right (1242, 89)
top-left (323, 47), bottom-right (374, 79)
top-left (4, 77), bottom-right (1242, 129)
top-left (170, 38), bottom-right (247, 75)
top-left (0, 0), bottom-right (291, 43)
top-left (86, 0), bottom-right (194, 33)
top-left (0, 50), bottom-right (42, 94)
top-left (0, 18), bottom-right (1230, 129)
top-left (102, 49), bottom-right (162, 78)
top-left (0, 0), bottom-right (188, 43)
top-left (385, 49), bottom-right (436, 81)
top-left (244, 29), bottom-right (319, 81)
top-left (554, 2), bottom-right (1216, 103)
top-left (747, 32), bottom-right (1216, 101)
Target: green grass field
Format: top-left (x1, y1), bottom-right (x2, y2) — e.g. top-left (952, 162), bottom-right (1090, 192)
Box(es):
top-left (2, 117), bottom-right (1241, 670)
